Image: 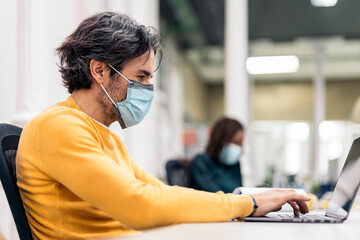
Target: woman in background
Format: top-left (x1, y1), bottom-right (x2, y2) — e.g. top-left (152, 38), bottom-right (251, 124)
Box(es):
top-left (189, 117), bottom-right (244, 193)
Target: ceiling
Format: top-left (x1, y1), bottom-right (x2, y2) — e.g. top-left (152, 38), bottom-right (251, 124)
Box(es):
top-left (160, 0), bottom-right (360, 83)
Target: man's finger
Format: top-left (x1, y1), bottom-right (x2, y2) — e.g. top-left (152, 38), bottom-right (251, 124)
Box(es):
top-left (288, 201), bottom-right (300, 216)
top-left (297, 200), bottom-right (310, 214)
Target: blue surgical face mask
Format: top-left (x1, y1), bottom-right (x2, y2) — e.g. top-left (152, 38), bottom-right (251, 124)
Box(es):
top-left (219, 143), bottom-right (242, 166)
top-left (100, 64), bottom-right (154, 129)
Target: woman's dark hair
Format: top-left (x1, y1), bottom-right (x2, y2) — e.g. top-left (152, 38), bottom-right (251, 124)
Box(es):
top-left (206, 117), bottom-right (244, 159)
top-left (57, 12), bottom-right (162, 93)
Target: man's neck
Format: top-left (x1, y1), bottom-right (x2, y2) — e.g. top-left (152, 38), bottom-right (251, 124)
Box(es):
top-left (71, 89), bottom-right (111, 127)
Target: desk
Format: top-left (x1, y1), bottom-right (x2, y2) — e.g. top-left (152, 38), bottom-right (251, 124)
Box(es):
top-left (102, 212), bottom-right (360, 240)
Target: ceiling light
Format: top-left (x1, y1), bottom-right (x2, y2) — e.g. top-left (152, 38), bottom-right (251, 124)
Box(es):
top-left (246, 55), bottom-right (300, 75)
top-left (311, 0), bottom-right (338, 7)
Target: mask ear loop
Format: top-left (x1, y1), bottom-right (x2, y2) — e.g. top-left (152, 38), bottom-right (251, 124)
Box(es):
top-left (100, 83), bottom-right (116, 105)
top-left (108, 64), bottom-right (132, 84)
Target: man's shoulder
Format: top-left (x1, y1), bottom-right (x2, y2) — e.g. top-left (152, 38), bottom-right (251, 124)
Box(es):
top-left (25, 101), bottom-right (89, 134)
top-left (19, 101), bottom-right (90, 157)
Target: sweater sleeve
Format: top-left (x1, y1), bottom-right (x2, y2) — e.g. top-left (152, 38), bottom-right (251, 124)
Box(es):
top-left (129, 158), bottom-right (166, 187)
top-left (38, 113), bottom-right (253, 230)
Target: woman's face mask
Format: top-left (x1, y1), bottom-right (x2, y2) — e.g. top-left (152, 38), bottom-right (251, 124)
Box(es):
top-left (100, 64), bottom-right (154, 129)
top-left (219, 143), bottom-right (242, 166)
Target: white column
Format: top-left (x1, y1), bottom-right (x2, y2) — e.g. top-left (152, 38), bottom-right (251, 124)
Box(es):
top-left (313, 40), bottom-right (326, 182)
top-left (224, 0), bottom-right (252, 186)
top-left (224, 0), bottom-right (249, 125)
top-left (13, 0), bottom-right (50, 127)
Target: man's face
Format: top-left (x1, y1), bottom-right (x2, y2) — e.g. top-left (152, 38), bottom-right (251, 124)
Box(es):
top-left (98, 50), bottom-right (155, 124)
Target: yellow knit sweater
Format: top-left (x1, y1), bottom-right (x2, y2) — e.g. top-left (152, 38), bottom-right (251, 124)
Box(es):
top-left (16, 96), bottom-right (253, 240)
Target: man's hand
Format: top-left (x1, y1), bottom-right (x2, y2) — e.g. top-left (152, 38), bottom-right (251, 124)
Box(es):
top-left (250, 189), bottom-right (311, 217)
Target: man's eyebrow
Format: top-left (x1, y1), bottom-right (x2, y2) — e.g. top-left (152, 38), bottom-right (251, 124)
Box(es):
top-left (138, 69), bottom-right (153, 78)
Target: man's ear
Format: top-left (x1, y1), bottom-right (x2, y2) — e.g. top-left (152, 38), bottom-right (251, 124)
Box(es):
top-left (89, 59), bottom-right (108, 84)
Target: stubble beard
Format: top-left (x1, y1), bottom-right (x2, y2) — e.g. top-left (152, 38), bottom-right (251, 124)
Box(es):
top-left (96, 77), bottom-right (127, 125)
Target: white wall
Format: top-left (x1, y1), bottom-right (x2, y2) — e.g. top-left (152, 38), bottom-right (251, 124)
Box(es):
top-left (0, 0), bottom-right (22, 238)
top-left (0, 0), bottom-right (18, 124)
top-left (0, 183), bottom-right (19, 240)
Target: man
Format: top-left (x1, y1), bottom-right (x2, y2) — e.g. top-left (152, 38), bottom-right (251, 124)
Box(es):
top-left (17, 12), bottom-right (309, 240)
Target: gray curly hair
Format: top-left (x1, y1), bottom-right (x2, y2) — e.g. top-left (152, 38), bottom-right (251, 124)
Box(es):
top-left (56, 12), bottom-right (162, 93)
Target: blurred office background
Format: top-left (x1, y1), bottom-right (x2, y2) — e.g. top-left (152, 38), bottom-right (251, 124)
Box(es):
top-left (1, 0), bottom-right (360, 238)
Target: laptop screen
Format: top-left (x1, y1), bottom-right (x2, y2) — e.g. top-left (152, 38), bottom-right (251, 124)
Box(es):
top-left (325, 137), bottom-right (360, 219)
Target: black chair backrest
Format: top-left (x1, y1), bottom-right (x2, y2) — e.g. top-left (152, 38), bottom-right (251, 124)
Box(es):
top-left (165, 159), bottom-right (191, 187)
top-left (0, 123), bottom-right (33, 240)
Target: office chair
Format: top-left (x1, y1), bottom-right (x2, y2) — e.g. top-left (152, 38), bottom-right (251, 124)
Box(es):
top-left (0, 123), bottom-right (33, 240)
top-left (165, 159), bottom-right (191, 187)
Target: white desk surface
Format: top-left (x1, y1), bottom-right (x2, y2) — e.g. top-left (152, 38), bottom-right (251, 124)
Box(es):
top-left (102, 211), bottom-right (360, 240)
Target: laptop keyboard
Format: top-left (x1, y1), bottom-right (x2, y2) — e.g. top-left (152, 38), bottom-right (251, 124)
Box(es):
top-left (274, 213), bottom-right (340, 223)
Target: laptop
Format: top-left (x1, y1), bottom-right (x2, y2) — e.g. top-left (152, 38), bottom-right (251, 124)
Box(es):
top-left (243, 137), bottom-right (360, 223)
